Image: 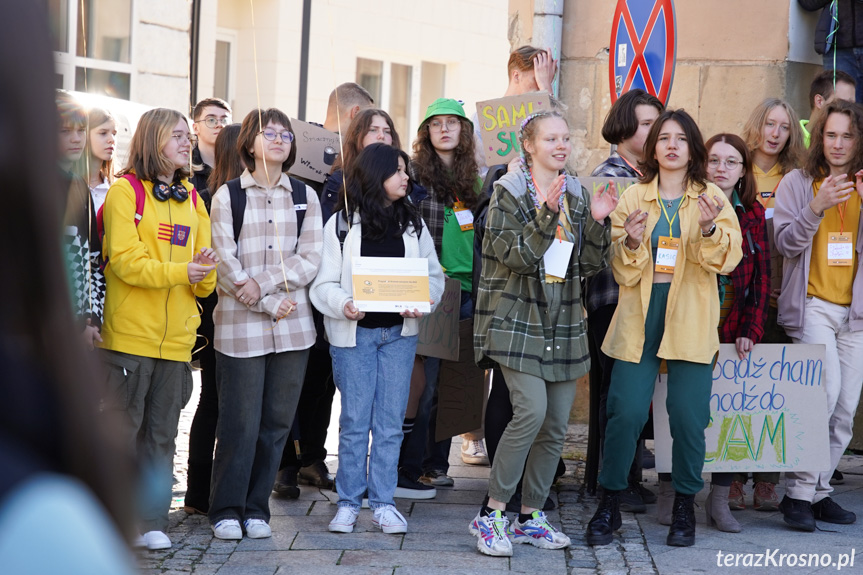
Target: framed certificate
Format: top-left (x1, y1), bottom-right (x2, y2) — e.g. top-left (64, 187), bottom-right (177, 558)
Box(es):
top-left (351, 257), bottom-right (431, 313)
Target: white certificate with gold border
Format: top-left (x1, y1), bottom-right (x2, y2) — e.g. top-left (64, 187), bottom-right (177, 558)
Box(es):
top-left (351, 257), bottom-right (431, 313)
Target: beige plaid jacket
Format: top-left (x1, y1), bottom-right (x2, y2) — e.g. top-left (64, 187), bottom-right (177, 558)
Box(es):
top-left (211, 170), bottom-right (323, 358)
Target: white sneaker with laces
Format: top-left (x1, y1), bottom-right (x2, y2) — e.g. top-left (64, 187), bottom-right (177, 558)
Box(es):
top-left (243, 518), bottom-right (272, 539)
top-left (142, 530), bottom-right (172, 550)
top-left (329, 506), bottom-right (360, 533)
top-left (461, 439), bottom-right (490, 465)
top-left (372, 505), bottom-right (408, 534)
top-left (508, 510), bottom-right (571, 549)
top-left (469, 509), bottom-right (512, 557)
top-left (211, 519), bottom-right (243, 540)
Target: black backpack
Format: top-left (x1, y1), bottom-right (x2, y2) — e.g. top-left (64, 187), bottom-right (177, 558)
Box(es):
top-left (225, 176), bottom-right (308, 243)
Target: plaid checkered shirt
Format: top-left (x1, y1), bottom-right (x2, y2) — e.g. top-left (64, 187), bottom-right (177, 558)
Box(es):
top-left (211, 170), bottom-right (323, 358)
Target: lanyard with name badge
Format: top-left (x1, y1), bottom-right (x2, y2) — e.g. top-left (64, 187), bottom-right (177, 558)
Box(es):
top-left (655, 190), bottom-right (683, 274)
top-left (532, 175), bottom-right (575, 279)
top-left (452, 197), bottom-right (474, 231)
top-left (828, 199), bottom-right (853, 266)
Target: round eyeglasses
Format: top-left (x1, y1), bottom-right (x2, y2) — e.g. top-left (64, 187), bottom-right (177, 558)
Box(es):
top-left (195, 116), bottom-right (231, 129)
top-left (260, 129), bottom-right (295, 143)
top-left (707, 157), bottom-right (741, 170)
top-left (428, 118), bottom-right (461, 132)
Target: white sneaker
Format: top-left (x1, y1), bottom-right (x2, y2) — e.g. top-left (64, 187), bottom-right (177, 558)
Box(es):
top-left (469, 509), bottom-right (512, 557)
top-left (329, 506), bottom-right (359, 533)
top-left (461, 439), bottom-right (490, 465)
top-left (509, 510), bottom-right (571, 550)
top-left (372, 505), bottom-right (408, 534)
top-left (243, 518), bottom-right (272, 539)
top-left (142, 530), bottom-right (172, 550)
top-left (211, 519), bottom-right (243, 540)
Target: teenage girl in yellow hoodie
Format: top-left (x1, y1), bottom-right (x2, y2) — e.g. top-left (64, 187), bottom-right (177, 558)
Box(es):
top-left (99, 108), bottom-right (219, 550)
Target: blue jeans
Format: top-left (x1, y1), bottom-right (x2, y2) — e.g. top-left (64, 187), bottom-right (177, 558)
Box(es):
top-left (824, 47), bottom-right (863, 103)
top-left (331, 326), bottom-right (417, 509)
top-left (209, 349), bottom-right (309, 525)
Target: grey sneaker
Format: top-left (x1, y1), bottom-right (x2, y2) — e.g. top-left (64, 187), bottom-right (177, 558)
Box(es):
top-left (420, 469), bottom-right (454, 487)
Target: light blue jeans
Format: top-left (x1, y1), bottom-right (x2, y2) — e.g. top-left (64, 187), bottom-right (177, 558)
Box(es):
top-left (330, 325), bottom-right (417, 510)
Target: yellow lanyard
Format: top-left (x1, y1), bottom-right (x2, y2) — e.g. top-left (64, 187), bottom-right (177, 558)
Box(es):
top-left (657, 189), bottom-right (684, 238)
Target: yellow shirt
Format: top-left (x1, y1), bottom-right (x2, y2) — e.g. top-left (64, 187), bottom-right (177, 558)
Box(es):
top-left (753, 162), bottom-right (784, 210)
top-left (602, 178), bottom-right (743, 364)
top-left (807, 179), bottom-right (861, 305)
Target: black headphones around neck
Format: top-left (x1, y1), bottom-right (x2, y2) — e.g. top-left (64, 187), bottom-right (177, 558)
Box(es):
top-left (152, 180), bottom-right (189, 203)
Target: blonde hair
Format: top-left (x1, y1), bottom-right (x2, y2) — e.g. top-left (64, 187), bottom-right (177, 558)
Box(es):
top-left (118, 108), bottom-right (190, 182)
top-left (741, 98), bottom-right (804, 175)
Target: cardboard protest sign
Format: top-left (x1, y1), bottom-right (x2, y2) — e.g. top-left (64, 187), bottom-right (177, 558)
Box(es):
top-left (653, 344), bottom-right (830, 473)
top-left (288, 119), bottom-right (339, 183)
top-left (578, 177), bottom-right (639, 200)
top-left (416, 278), bottom-right (461, 361)
top-left (476, 92), bottom-right (551, 166)
top-left (435, 319), bottom-right (487, 441)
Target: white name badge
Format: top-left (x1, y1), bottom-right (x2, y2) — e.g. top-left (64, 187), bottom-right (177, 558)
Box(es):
top-left (453, 201), bottom-right (474, 231)
top-left (655, 236), bottom-right (679, 273)
top-left (294, 204), bottom-right (307, 211)
top-left (544, 239), bottom-right (574, 279)
top-left (764, 208), bottom-right (774, 220)
top-left (828, 232), bottom-right (853, 266)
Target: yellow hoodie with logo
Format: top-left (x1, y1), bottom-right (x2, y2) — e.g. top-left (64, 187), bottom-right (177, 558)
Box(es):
top-left (98, 176), bottom-right (216, 362)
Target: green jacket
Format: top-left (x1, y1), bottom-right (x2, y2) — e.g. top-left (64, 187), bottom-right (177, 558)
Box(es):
top-left (473, 172), bottom-right (610, 381)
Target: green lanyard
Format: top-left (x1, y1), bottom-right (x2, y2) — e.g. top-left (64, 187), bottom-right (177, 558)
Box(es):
top-left (657, 189), bottom-right (684, 238)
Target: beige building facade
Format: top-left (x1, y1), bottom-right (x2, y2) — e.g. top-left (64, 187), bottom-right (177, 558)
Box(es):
top-left (509, 0), bottom-right (826, 175)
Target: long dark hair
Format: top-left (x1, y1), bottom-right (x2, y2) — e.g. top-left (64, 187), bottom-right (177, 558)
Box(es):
top-left (345, 143), bottom-right (421, 241)
top-left (208, 123), bottom-right (244, 193)
top-left (705, 133), bottom-right (758, 210)
top-left (4, 0), bottom-right (135, 541)
top-left (640, 108), bottom-right (708, 192)
top-left (805, 99), bottom-right (863, 179)
top-left (333, 108), bottom-right (401, 173)
top-left (411, 116), bottom-right (480, 210)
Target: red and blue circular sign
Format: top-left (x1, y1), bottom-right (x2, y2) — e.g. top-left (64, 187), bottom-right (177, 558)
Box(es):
top-left (609, 0), bottom-right (677, 105)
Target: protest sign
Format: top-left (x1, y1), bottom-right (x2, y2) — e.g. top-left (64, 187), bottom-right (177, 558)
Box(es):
top-left (475, 92), bottom-right (551, 166)
top-left (435, 320), bottom-right (486, 441)
top-left (416, 278), bottom-right (461, 361)
top-left (654, 344), bottom-right (830, 473)
top-left (288, 119), bottom-right (339, 183)
top-left (578, 177), bottom-right (639, 200)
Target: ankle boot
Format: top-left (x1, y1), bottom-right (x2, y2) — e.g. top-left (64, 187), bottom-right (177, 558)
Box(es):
top-left (705, 485), bottom-right (741, 533)
top-left (666, 492), bottom-right (696, 546)
top-left (586, 489), bottom-right (622, 546)
top-left (657, 480), bottom-right (674, 525)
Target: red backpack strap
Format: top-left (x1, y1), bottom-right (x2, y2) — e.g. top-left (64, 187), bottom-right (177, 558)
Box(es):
top-left (191, 187), bottom-right (199, 208)
top-left (121, 173), bottom-right (146, 227)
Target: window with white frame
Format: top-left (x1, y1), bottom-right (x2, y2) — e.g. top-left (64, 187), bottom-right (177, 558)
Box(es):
top-left (214, 30), bottom-right (237, 107)
top-left (50, 0), bottom-right (133, 99)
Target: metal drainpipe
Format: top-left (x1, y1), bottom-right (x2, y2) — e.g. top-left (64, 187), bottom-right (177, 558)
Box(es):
top-left (532, 0), bottom-right (564, 98)
top-left (297, 0), bottom-right (312, 120)
top-left (190, 0), bottom-right (201, 109)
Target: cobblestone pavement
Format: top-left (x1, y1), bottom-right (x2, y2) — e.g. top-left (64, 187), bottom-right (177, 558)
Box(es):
top-left (137, 374), bottom-right (863, 575)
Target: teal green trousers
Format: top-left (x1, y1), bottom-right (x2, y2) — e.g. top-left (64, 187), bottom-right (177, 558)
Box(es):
top-left (598, 283), bottom-right (713, 495)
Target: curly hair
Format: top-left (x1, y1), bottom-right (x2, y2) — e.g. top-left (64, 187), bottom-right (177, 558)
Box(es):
top-left (411, 116), bottom-right (479, 210)
top-left (804, 99), bottom-right (863, 179)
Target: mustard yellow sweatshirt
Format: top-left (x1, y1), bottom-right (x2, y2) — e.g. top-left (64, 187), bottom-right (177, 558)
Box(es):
top-left (98, 176), bottom-right (216, 361)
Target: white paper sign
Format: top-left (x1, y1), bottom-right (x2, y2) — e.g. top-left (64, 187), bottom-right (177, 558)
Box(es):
top-left (351, 256), bottom-right (431, 313)
top-left (544, 239), bottom-right (574, 278)
top-left (653, 344), bottom-right (830, 473)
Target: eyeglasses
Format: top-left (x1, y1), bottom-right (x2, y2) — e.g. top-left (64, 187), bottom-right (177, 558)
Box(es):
top-left (195, 116), bottom-right (230, 129)
top-left (260, 129), bottom-right (295, 143)
top-left (428, 118), bottom-right (461, 132)
top-left (170, 132), bottom-right (198, 146)
top-left (708, 157), bottom-right (741, 169)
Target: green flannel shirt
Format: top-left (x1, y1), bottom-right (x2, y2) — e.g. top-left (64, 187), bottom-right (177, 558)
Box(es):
top-left (474, 172), bottom-right (610, 382)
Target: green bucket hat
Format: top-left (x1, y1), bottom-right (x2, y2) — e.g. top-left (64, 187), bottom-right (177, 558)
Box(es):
top-left (419, 98), bottom-right (473, 132)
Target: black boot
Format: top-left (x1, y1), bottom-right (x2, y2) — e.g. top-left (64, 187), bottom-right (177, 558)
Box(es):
top-left (586, 489), bottom-right (622, 546)
top-left (666, 492), bottom-right (696, 547)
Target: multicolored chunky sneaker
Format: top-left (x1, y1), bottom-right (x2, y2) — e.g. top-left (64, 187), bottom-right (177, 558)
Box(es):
top-left (508, 510), bottom-right (571, 550)
top-left (469, 509), bottom-right (512, 557)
